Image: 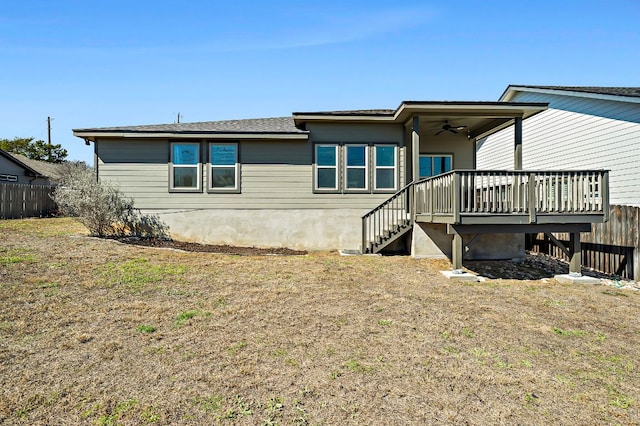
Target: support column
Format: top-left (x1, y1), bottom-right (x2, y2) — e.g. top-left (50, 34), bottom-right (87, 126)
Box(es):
top-left (514, 116), bottom-right (523, 170)
top-left (569, 232), bottom-right (582, 275)
top-left (412, 116), bottom-right (420, 182)
top-left (452, 230), bottom-right (463, 271)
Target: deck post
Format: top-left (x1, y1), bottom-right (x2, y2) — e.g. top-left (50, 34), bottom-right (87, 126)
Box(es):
top-left (451, 228), bottom-right (463, 271)
top-left (528, 172), bottom-right (537, 223)
top-left (514, 117), bottom-right (523, 170)
top-left (412, 116), bottom-right (420, 182)
top-left (453, 172), bottom-right (461, 224)
top-left (569, 232), bottom-right (582, 275)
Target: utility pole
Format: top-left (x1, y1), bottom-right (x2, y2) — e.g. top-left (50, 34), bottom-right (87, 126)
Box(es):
top-left (47, 116), bottom-right (52, 162)
top-left (177, 112), bottom-right (182, 123)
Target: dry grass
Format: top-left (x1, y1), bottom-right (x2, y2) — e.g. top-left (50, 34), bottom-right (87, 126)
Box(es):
top-left (1, 218), bottom-right (639, 425)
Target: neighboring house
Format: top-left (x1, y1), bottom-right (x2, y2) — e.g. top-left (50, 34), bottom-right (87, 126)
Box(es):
top-left (477, 86), bottom-right (640, 207)
top-left (73, 100), bottom-right (610, 273)
top-left (0, 149), bottom-right (60, 185)
top-left (0, 149), bottom-right (61, 219)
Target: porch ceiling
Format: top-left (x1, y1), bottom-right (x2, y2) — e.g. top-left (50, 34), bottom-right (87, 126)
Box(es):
top-left (417, 116), bottom-right (513, 140)
top-left (294, 101), bottom-right (548, 140)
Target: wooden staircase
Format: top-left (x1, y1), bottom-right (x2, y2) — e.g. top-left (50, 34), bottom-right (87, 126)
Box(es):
top-left (361, 183), bottom-right (414, 254)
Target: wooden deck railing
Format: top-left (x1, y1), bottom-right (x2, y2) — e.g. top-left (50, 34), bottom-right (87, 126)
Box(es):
top-left (361, 169), bottom-right (610, 253)
top-left (361, 182), bottom-right (413, 253)
top-left (414, 170), bottom-right (609, 222)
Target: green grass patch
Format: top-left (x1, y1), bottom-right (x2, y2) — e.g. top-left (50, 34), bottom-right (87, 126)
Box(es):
top-left (174, 310), bottom-right (209, 327)
top-left (552, 327), bottom-right (586, 337)
top-left (136, 325), bottom-right (157, 334)
top-left (377, 319), bottom-right (393, 326)
top-left (344, 359), bottom-right (374, 373)
top-left (227, 340), bottom-right (248, 355)
top-left (101, 258), bottom-right (187, 292)
top-left (0, 247), bottom-right (36, 265)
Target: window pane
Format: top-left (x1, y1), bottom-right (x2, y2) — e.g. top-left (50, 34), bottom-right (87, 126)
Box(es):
top-left (211, 167), bottom-right (236, 188)
top-left (211, 144), bottom-right (237, 166)
top-left (173, 144), bottom-right (199, 165)
top-left (376, 146), bottom-right (395, 167)
top-left (317, 146), bottom-right (336, 166)
top-left (419, 156), bottom-right (432, 178)
top-left (173, 167), bottom-right (198, 188)
top-left (433, 156), bottom-right (452, 175)
top-left (346, 146), bottom-right (366, 166)
top-left (346, 168), bottom-right (366, 189)
top-left (317, 168), bottom-right (336, 188)
top-left (376, 169), bottom-right (395, 189)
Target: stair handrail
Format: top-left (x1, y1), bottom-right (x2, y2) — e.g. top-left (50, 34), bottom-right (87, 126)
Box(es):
top-left (361, 179), bottom-right (424, 253)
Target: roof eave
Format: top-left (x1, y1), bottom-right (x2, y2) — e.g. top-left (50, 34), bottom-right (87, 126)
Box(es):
top-left (394, 101), bottom-right (548, 122)
top-left (501, 85), bottom-right (640, 104)
top-left (73, 130), bottom-right (309, 141)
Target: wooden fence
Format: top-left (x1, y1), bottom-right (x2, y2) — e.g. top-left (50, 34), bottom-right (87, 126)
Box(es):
top-left (0, 183), bottom-right (57, 219)
top-left (528, 204), bottom-right (640, 281)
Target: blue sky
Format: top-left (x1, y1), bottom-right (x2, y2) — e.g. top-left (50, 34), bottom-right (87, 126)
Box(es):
top-left (1, 0), bottom-right (638, 163)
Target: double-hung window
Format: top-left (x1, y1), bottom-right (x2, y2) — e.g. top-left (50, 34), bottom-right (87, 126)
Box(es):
top-left (209, 143), bottom-right (239, 192)
top-left (374, 145), bottom-right (397, 191)
top-left (345, 145), bottom-right (368, 191)
top-left (419, 154), bottom-right (452, 178)
top-left (170, 142), bottom-right (200, 191)
top-left (315, 145), bottom-right (338, 191)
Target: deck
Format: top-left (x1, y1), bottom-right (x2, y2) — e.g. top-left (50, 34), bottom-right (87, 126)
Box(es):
top-left (362, 170), bottom-right (609, 262)
top-left (413, 170), bottom-right (609, 226)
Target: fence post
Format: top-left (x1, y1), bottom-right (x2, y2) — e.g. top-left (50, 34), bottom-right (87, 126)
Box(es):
top-left (635, 208), bottom-right (640, 282)
top-left (602, 171), bottom-right (610, 222)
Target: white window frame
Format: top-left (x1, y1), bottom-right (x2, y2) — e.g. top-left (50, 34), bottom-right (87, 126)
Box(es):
top-left (170, 142), bottom-right (201, 192)
top-left (208, 142), bottom-right (240, 193)
top-left (419, 154), bottom-right (453, 179)
top-left (314, 144), bottom-right (339, 192)
top-left (0, 174), bottom-right (18, 182)
top-left (344, 144), bottom-right (369, 192)
top-left (373, 145), bottom-right (397, 192)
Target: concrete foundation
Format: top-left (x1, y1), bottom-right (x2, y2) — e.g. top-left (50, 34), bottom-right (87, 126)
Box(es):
top-left (146, 208), bottom-right (367, 251)
top-left (554, 274), bottom-right (601, 285)
top-left (440, 270), bottom-right (480, 281)
top-left (411, 223), bottom-right (525, 260)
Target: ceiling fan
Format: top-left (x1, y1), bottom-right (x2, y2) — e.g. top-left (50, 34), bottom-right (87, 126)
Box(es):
top-left (435, 121), bottom-right (467, 135)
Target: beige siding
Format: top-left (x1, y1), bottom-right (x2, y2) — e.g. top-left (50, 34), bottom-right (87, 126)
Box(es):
top-left (307, 122), bottom-right (402, 143)
top-left (97, 134), bottom-right (406, 210)
top-left (477, 91), bottom-right (640, 206)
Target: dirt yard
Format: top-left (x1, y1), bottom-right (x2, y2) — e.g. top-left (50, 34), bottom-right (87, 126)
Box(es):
top-left (1, 218), bottom-right (638, 425)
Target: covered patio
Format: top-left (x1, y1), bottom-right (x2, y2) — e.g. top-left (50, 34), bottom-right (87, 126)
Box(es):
top-left (362, 102), bottom-right (610, 275)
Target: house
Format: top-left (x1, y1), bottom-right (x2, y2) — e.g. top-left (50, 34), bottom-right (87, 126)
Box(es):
top-left (73, 100), bottom-right (609, 273)
top-left (0, 149), bottom-right (61, 219)
top-left (477, 86), bottom-right (640, 207)
top-left (0, 149), bottom-right (62, 185)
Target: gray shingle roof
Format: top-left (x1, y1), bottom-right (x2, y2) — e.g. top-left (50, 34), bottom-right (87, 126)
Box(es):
top-left (292, 109), bottom-right (394, 116)
top-left (510, 86), bottom-right (640, 98)
top-left (0, 149), bottom-right (65, 180)
top-left (74, 116), bottom-right (307, 134)
top-left (8, 153), bottom-right (65, 180)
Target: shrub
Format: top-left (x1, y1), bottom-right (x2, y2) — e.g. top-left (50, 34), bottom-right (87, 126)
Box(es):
top-left (52, 164), bottom-right (168, 238)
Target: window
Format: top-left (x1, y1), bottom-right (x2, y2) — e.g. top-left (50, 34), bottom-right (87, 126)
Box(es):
top-left (374, 145), bottom-right (397, 191)
top-left (314, 143), bottom-right (398, 193)
top-left (170, 143), bottom-right (200, 191)
top-left (0, 174), bottom-right (18, 182)
top-left (345, 145), bottom-right (368, 191)
top-left (315, 145), bottom-right (338, 190)
top-left (209, 143), bottom-right (239, 191)
top-left (419, 155), bottom-right (452, 178)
